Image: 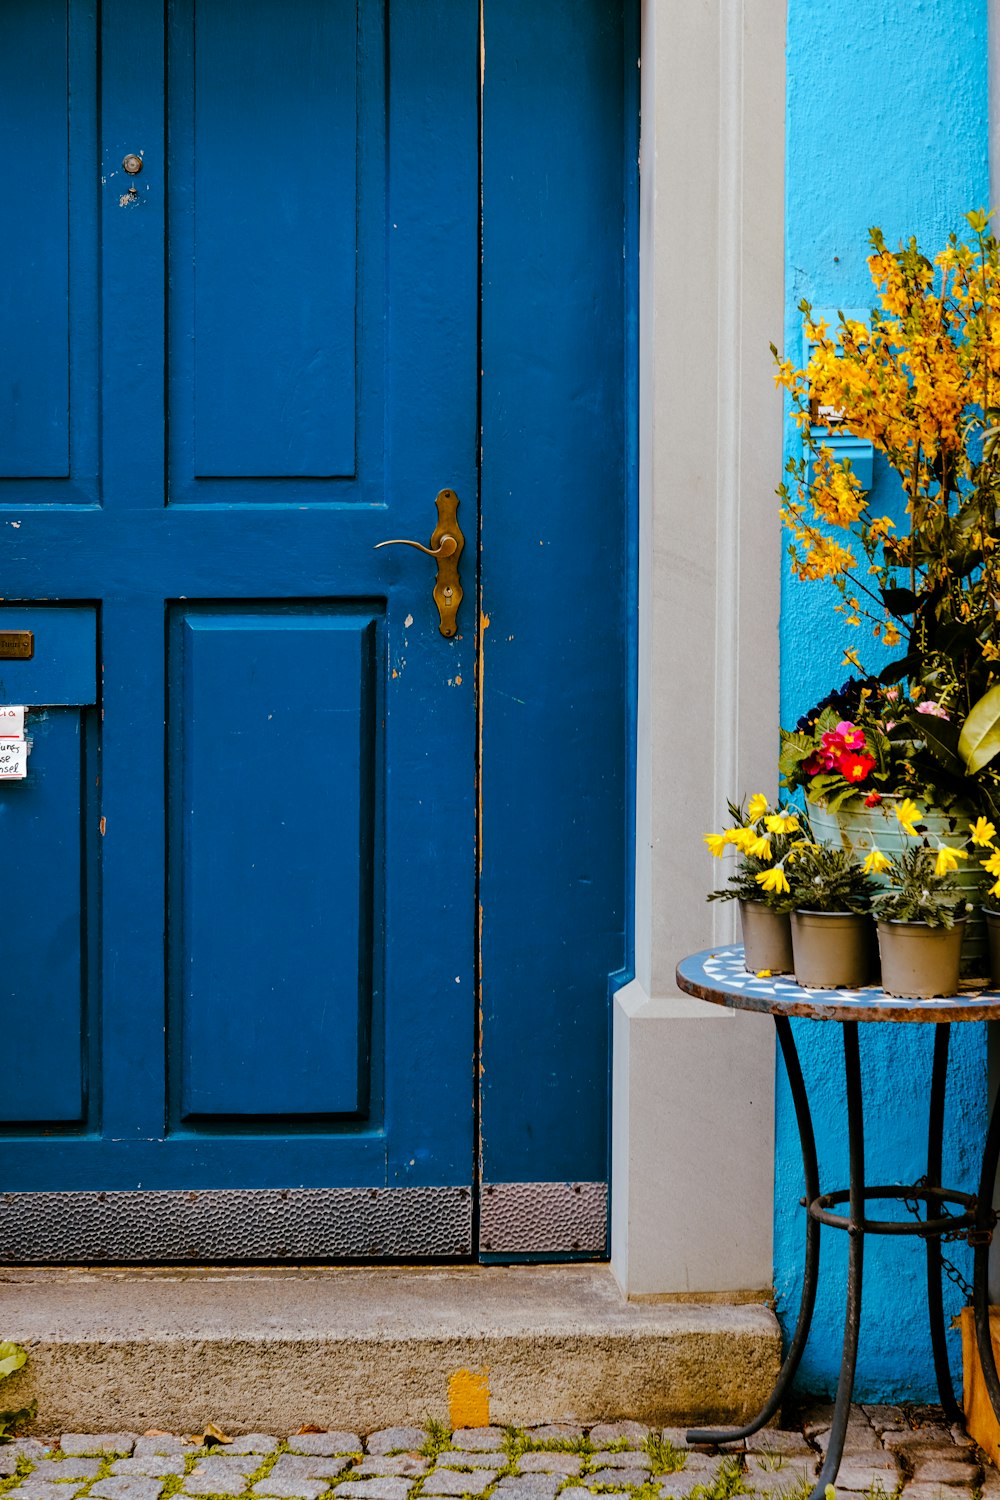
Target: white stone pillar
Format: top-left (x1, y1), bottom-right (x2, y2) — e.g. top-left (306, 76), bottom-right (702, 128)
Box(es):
top-left (611, 0), bottom-right (787, 1298)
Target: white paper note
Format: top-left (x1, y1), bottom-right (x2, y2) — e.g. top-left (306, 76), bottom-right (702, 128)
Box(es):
top-left (0, 706), bottom-right (28, 779)
top-left (0, 705), bottom-right (25, 737)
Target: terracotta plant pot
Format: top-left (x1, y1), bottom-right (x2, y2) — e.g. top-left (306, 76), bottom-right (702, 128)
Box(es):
top-left (984, 909), bottom-right (1000, 990)
top-left (739, 900), bottom-right (793, 974)
top-left (790, 910), bottom-right (875, 990)
top-left (876, 918), bottom-right (965, 999)
top-left (809, 798), bottom-right (986, 976)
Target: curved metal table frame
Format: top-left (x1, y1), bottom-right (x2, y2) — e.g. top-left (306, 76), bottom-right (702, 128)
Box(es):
top-left (675, 945), bottom-right (1000, 1500)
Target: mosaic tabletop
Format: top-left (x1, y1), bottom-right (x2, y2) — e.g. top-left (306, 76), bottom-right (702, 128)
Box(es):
top-left (676, 944), bottom-right (1000, 1022)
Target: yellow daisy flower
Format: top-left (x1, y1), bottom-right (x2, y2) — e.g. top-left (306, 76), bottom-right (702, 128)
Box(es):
top-left (934, 845), bottom-right (968, 877)
top-left (704, 833), bottom-right (728, 858)
top-left (765, 813), bottom-right (800, 834)
top-left (895, 798), bottom-right (922, 836)
top-left (862, 848), bottom-right (891, 875)
top-left (983, 850), bottom-right (1000, 878)
top-left (755, 866), bottom-right (790, 896)
top-left (747, 793), bottom-right (769, 822)
top-left (970, 817), bottom-right (997, 847)
top-left (747, 835), bottom-right (773, 861)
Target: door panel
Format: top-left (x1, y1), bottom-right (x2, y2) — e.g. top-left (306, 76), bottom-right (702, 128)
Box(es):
top-left (0, 2), bottom-right (99, 499)
top-left (169, 605), bottom-right (380, 1124)
top-left (0, 606), bottom-right (99, 1130)
top-left (170, 0), bottom-right (359, 486)
top-left (0, 0), bottom-right (478, 1254)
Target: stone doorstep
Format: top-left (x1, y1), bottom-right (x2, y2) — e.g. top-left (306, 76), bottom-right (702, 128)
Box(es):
top-left (0, 1264), bottom-right (780, 1434)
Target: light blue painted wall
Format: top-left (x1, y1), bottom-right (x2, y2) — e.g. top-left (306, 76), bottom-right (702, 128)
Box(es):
top-left (778, 0), bottom-right (991, 1399)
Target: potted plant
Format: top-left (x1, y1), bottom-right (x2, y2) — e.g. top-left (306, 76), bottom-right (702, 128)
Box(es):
top-left (704, 795), bottom-right (803, 973)
top-left (874, 844), bottom-right (970, 998)
top-left (771, 213), bottom-right (1000, 966)
top-left (785, 840), bottom-right (877, 988)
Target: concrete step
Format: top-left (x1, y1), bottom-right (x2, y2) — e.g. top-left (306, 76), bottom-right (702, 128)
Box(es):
top-left (0, 1264), bottom-right (779, 1437)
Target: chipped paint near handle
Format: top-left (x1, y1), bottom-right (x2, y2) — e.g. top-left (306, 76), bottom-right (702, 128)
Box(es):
top-left (447, 1367), bottom-right (490, 1430)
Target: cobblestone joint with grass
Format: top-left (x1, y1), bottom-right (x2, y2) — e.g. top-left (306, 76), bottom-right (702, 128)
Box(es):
top-left (0, 1407), bottom-right (994, 1500)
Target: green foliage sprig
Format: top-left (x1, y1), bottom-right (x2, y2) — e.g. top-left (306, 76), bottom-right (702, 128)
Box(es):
top-left (786, 841), bottom-right (876, 914)
top-left (872, 844), bottom-right (970, 928)
top-left (0, 1341), bottom-right (35, 1443)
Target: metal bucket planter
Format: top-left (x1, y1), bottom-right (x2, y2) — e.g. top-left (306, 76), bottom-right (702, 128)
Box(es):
top-left (790, 910), bottom-right (876, 990)
top-left (877, 918), bottom-right (965, 999)
top-left (985, 909), bottom-right (1000, 990)
top-left (808, 798), bottom-right (986, 976)
top-left (739, 900), bottom-right (793, 974)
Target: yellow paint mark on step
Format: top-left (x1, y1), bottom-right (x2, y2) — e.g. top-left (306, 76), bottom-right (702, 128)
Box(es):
top-left (448, 1367), bottom-right (490, 1429)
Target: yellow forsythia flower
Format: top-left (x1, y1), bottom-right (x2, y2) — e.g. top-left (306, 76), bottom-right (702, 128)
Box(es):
top-left (862, 847), bottom-right (891, 875)
top-left (747, 793), bottom-right (769, 821)
top-left (704, 833), bottom-right (728, 858)
top-left (895, 798), bottom-right (922, 836)
top-left (934, 845), bottom-right (968, 876)
top-left (842, 647), bottom-right (862, 670)
top-left (755, 865), bottom-right (790, 895)
top-left (970, 817), bottom-right (997, 846)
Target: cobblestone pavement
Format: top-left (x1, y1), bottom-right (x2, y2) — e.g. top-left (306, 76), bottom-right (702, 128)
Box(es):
top-left (0, 1407), bottom-right (995, 1500)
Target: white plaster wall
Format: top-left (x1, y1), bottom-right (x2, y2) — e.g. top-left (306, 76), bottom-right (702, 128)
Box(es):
top-left (612, 0), bottom-right (786, 1298)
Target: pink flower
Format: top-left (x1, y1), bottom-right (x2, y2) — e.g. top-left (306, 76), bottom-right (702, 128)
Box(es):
top-left (835, 720), bottom-right (867, 751)
top-left (916, 700), bottom-right (950, 720)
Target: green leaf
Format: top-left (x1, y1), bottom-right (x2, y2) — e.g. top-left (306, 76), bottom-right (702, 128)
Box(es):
top-left (0, 1401), bottom-right (37, 1441)
top-left (0, 1345), bottom-right (27, 1382)
top-left (958, 684), bottom-right (1000, 774)
top-left (879, 654), bottom-right (919, 686)
top-left (901, 710), bottom-right (963, 774)
top-left (880, 587), bottom-right (918, 616)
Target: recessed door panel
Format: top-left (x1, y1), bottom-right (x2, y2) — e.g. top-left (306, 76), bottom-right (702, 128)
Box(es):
top-left (0, 607), bottom-right (99, 1127)
top-left (169, 606), bottom-right (380, 1123)
top-left (168, 0), bottom-right (360, 491)
top-left (0, 1), bottom-right (98, 500)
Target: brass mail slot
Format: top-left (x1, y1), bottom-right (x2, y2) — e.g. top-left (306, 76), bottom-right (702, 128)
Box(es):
top-left (0, 632), bottom-right (34, 660)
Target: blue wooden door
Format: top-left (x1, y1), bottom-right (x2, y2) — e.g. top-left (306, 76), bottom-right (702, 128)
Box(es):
top-left (0, 0), bottom-right (479, 1259)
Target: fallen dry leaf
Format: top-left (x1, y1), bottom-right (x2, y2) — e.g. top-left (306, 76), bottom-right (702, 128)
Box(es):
top-left (185, 1423), bottom-right (232, 1447)
top-left (295, 1426), bottom-right (324, 1436)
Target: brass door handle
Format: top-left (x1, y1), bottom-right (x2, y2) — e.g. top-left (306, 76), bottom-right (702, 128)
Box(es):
top-left (374, 488), bottom-right (464, 637)
top-left (374, 534), bottom-right (458, 558)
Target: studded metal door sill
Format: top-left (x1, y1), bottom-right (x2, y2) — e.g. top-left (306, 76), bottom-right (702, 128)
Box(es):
top-left (0, 1187), bottom-right (472, 1262)
top-left (479, 1181), bottom-right (608, 1254)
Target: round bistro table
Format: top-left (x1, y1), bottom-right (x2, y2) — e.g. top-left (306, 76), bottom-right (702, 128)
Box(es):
top-left (675, 944), bottom-right (1000, 1500)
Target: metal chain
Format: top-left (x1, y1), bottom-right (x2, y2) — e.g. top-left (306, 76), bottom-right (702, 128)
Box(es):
top-left (903, 1175), bottom-right (974, 1300)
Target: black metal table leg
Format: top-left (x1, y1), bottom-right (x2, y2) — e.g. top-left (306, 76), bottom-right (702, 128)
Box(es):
top-left (812, 1021), bottom-right (865, 1500)
top-left (926, 1023), bottom-right (962, 1420)
top-left (686, 1014), bottom-right (821, 1444)
top-left (973, 1069), bottom-right (1000, 1419)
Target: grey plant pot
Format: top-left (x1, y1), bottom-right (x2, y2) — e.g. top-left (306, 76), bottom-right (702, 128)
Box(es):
top-left (739, 900), bottom-right (793, 974)
top-left (790, 910), bottom-right (875, 990)
top-left (876, 918), bottom-right (965, 1000)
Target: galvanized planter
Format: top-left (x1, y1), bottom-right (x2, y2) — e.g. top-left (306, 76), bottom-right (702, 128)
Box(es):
top-left (790, 910), bottom-right (876, 990)
top-left (739, 900), bottom-right (793, 974)
top-left (876, 919), bottom-right (966, 1000)
top-left (808, 798), bottom-right (986, 975)
top-left (985, 909), bottom-right (1000, 989)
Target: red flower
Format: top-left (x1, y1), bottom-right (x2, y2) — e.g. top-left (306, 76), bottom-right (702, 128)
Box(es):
top-left (838, 750), bottom-right (876, 783)
top-left (864, 790), bottom-right (883, 807)
top-left (803, 752), bottom-right (827, 776)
